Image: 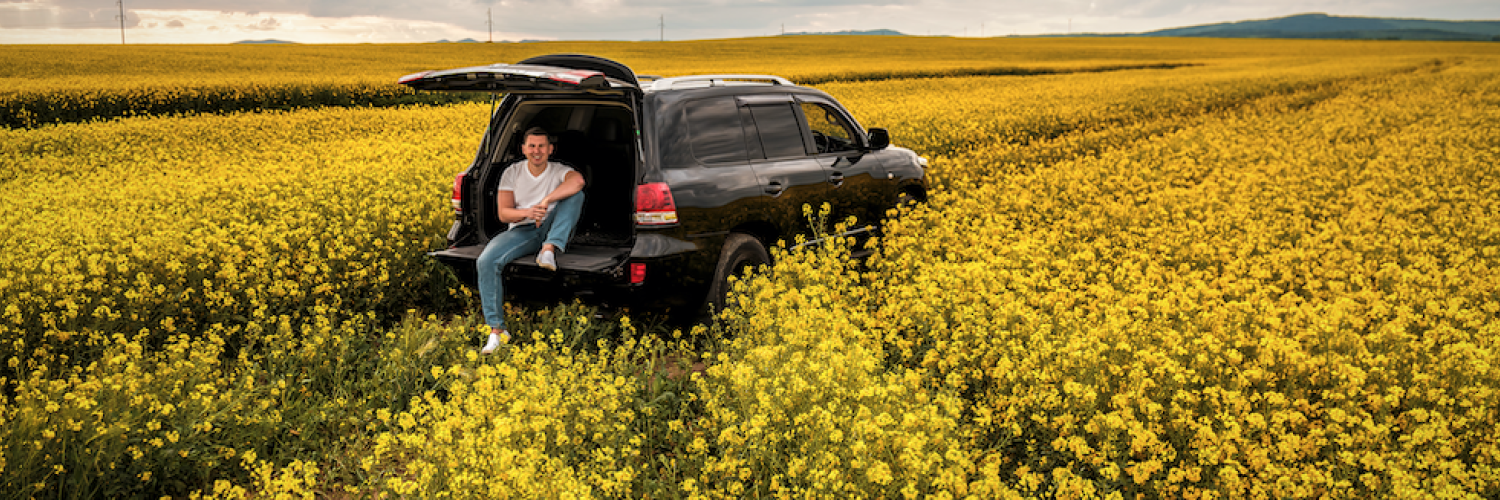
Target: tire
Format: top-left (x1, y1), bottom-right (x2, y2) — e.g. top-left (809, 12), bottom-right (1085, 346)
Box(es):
top-left (877, 190), bottom-right (920, 236)
top-left (702, 234), bottom-right (771, 319)
top-left (895, 190), bottom-right (919, 213)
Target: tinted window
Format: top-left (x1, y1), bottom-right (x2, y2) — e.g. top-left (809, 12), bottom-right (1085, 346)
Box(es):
top-left (747, 104), bottom-right (807, 159)
top-left (738, 106), bottom-right (764, 160)
top-left (685, 97), bottom-right (749, 165)
top-left (800, 102), bottom-right (858, 153)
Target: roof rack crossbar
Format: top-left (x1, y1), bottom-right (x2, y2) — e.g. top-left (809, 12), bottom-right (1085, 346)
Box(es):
top-left (648, 74), bottom-right (794, 91)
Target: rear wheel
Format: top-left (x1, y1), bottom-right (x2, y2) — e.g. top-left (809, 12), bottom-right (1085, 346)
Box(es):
top-left (702, 234), bottom-right (771, 319)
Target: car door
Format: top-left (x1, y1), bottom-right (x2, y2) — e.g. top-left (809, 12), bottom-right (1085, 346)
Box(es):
top-left (795, 97), bottom-right (890, 237)
top-left (658, 95), bottom-right (771, 236)
top-left (737, 94), bottom-right (834, 240)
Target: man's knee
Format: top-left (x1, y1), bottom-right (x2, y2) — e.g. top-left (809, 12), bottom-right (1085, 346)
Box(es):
top-left (478, 237), bottom-right (528, 268)
top-left (556, 191), bottom-right (585, 215)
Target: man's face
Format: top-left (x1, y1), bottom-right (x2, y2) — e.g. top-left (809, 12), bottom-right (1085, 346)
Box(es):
top-left (523, 134), bottom-right (553, 166)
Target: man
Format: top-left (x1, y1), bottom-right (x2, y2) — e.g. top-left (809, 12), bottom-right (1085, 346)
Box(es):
top-left (475, 127), bottom-right (585, 354)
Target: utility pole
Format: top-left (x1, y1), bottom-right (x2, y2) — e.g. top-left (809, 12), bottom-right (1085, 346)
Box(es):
top-left (487, 8), bottom-right (493, 42)
top-left (116, 0), bottom-right (125, 44)
top-left (660, 15), bottom-right (664, 41)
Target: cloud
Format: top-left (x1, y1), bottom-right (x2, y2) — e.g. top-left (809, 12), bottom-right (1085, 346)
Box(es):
top-left (3, 0), bottom-right (1498, 43)
top-left (4, 0), bottom-right (916, 38)
top-left (0, 4), bottom-right (142, 29)
top-left (243, 16), bottom-right (280, 31)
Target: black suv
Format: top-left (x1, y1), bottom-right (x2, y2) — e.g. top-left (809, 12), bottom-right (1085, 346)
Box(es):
top-left (399, 54), bottom-right (926, 315)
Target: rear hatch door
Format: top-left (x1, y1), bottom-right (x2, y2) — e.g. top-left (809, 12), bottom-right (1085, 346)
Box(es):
top-left (398, 63), bottom-right (639, 94)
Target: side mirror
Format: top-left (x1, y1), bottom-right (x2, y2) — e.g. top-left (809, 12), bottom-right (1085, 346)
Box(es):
top-left (866, 128), bottom-right (890, 150)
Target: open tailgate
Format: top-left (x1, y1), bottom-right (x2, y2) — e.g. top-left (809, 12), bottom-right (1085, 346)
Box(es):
top-left (398, 64), bottom-right (638, 93)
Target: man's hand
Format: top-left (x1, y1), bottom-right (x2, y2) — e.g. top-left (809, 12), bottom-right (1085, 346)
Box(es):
top-left (530, 200), bottom-right (550, 226)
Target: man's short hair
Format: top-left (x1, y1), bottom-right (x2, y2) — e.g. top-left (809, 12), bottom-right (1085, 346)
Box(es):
top-left (524, 126), bottom-right (552, 144)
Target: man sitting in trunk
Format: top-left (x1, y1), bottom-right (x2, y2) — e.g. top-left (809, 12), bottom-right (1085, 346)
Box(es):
top-left (475, 127), bottom-right (586, 354)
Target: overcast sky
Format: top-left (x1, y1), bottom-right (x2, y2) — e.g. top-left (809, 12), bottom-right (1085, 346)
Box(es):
top-left (2, 0), bottom-right (1497, 44)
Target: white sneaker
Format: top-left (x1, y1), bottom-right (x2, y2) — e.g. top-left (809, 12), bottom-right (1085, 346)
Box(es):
top-left (481, 330), bottom-right (509, 354)
top-left (536, 249), bottom-right (557, 271)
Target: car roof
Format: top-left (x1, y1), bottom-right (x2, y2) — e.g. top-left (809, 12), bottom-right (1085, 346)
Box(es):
top-left (642, 75), bottom-right (796, 93)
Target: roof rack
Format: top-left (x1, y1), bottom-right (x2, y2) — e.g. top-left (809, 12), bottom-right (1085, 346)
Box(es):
top-left (646, 74), bottom-right (795, 91)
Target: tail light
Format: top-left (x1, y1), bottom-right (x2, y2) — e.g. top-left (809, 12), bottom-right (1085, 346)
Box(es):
top-left (451, 173), bottom-right (465, 212)
top-left (549, 70), bottom-right (605, 86)
top-left (397, 70), bottom-right (434, 85)
top-left (635, 182), bottom-right (678, 226)
top-left (629, 262), bottom-right (648, 284)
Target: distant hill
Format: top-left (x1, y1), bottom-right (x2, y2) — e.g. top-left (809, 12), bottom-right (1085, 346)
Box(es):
top-left (1136, 13), bottom-right (1500, 41)
top-left (232, 39), bottom-right (297, 44)
top-left (781, 29), bottom-right (906, 37)
top-left (429, 38), bottom-right (549, 43)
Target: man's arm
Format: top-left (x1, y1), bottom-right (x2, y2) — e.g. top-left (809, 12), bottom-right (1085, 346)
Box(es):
top-left (496, 190), bottom-right (531, 224)
top-left (540, 171), bottom-right (585, 206)
top-left (527, 171), bottom-right (585, 226)
top-left (502, 171), bottom-right (584, 225)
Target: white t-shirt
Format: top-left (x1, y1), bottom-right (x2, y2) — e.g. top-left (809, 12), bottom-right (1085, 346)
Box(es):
top-left (497, 160), bottom-right (576, 229)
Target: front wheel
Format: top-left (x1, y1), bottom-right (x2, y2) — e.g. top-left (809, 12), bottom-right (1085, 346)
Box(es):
top-left (702, 234), bottom-right (771, 319)
top-left (877, 190), bottom-right (922, 235)
top-left (894, 190), bottom-right (919, 214)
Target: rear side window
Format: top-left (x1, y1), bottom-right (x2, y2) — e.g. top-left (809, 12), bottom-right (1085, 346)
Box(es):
top-left (685, 97), bottom-right (750, 165)
top-left (746, 104), bottom-right (807, 159)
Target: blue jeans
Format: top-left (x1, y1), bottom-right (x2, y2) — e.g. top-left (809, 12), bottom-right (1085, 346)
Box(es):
top-left (477, 192), bottom-right (584, 330)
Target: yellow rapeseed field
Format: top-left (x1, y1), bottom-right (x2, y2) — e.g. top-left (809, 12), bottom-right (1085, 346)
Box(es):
top-left (2, 38), bottom-right (1498, 498)
top-left (850, 57), bottom-right (1500, 498)
top-left (1, 37), bottom-right (1471, 127)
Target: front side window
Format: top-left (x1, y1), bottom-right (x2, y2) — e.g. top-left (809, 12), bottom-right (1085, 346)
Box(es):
top-left (800, 102), bottom-right (858, 154)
